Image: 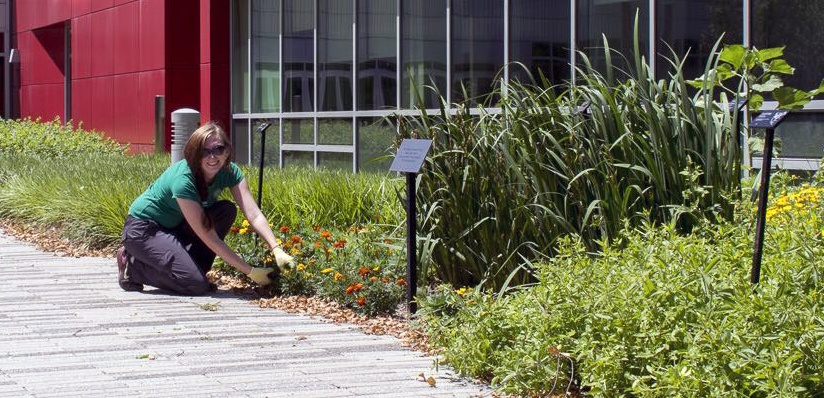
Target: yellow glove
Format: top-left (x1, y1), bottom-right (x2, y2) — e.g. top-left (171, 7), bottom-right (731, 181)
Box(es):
top-left (272, 247), bottom-right (294, 271)
top-left (247, 267), bottom-right (274, 286)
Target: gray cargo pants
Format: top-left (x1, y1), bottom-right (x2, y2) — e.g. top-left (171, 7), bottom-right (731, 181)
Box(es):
top-left (121, 200), bottom-right (237, 295)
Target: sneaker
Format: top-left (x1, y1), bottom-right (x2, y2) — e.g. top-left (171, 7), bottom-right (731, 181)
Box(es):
top-left (116, 247), bottom-right (144, 292)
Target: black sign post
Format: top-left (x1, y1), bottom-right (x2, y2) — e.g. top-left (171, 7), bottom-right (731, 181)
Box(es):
top-left (750, 110), bottom-right (789, 284)
top-left (389, 139), bottom-right (433, 314)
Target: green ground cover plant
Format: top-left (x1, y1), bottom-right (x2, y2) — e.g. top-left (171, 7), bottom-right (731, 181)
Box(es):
top-left (418, 174), bottom-right (824, 397)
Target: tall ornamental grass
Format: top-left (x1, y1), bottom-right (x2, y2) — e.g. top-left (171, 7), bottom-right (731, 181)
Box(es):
top-left (397, 34), bottom-right (741, 289)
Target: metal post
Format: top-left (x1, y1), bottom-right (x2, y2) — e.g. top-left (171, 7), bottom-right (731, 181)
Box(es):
top-left (751, 127), bottom-right (775, 284)
top-left (256, 121), bottom-right (272, 208)
top-left (406, 172), bottom-right (418, 314)
top-left (154, 96), bottom-right (165, 153)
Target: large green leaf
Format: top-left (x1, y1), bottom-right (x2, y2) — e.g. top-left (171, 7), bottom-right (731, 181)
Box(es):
top-left (768, 59), bottom-right (795, 75)
top-left (719, 45), bottom-right (746, 70)
top-left (752, 75), bottom-right (784, 93)
top-left (756, 46), bottom-right (785, 62)
top-left (773, 87), bottom-right (811, 110)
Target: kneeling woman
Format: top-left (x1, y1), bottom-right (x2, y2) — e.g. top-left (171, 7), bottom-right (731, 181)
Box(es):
top-left (117, 122), bottom-right (291, 295)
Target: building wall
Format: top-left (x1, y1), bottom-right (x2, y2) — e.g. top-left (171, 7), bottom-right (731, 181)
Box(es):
top-left (14, 0), bottom-right (218, 153)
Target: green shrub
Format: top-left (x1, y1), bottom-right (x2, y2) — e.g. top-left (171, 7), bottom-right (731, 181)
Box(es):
top-left (418, 179), bottom-right (824, 396)
top-left (0, 117), bottom-right (126, 157)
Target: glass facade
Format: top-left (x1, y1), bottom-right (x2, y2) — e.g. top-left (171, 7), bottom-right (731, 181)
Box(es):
top-left (231, 0), bottom-right (824, 173)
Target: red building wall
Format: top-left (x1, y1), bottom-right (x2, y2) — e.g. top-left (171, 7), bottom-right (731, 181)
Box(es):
top-left (14, 0), bottom-right (229, 153)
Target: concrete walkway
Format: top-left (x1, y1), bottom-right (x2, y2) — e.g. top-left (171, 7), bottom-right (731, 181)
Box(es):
top-left (0, 230), bottom-right (492, 398)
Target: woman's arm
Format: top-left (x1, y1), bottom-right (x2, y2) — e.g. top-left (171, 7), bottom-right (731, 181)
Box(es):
top-left (177, 198), bottom-right (253, 275)
top-left (229, 179), bottom-right (280, 250)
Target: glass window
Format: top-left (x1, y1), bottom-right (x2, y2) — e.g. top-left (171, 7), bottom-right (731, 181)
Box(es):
top-left (232, 0), bottom-right (250, 113)
top-left (283, 118), bottom-right (314, 144)
top-left (753, 1), bottom-right (824, 93)
top-left (318, 118), bottom-right (353, 145)
top-left (283, 0), bottom-right (314, 112)
top-left (232, 118), bottom-right (251, 164)
top-left (772, 113), bottom-right (824, 159)
top-left (252, 0), bottom-right (280, 113)
top-left (511, 0), bottom-right (571, 85)
top-left (358, 0), bottom-right (397, 110)
top-left (318, 152), bottom-right (353, 171)
top-left (318, 0), bottom-right (353, 112)
top-left (283, 151), bottom-right (314, 169)
top-left (577, 0), bottom-right (648, 78)
top-left (401, 0), bottom-right (446, 109)
top-left (357, 117), bottom-right (396, 173)
top-left (250, 120), bottom-right (280, 167)
top-left (656, 0), bottom-right (741, 81)
top-left (451, 0), bottom-right (504, 106)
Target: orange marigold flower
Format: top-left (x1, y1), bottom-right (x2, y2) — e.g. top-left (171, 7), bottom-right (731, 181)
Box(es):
top-left (358, 266), bottom-right (370, 277)
top-left (396, 278), bottom-right (406, 286)
top-left (382, 277), bottom-right (390, 283)
top-left (333, 272), bottom-right (343, 281)
top-left (279, 226), bottom-right (290, 233)
top-left (333, 239), bottom-right (347, 248)
top-left (229, 226), bottom-right (240, 234)
top-left (345, 284), bottom-right (357, 295)
top-left (356, 297), bottom-right (366, 307)
top-left (354, 283), bottom-right (363, 292)
top-left (320, 230), bottom-right (332, 239)
top-left (369, 276), bottom-right (379, 282)
top-left (313, 241), bottom-right (323, 248)
top-left (291, 235), bottom-right (302, 243)
top-left (313, 225), bottom-right (322, 232)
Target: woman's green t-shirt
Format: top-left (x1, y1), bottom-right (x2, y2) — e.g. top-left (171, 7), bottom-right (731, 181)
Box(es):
top-left (128, 160), bottom-right (243, 228)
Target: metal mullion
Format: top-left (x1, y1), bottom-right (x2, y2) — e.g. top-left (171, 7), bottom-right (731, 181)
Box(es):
top-left (445, 0), bottom-right (451, 106)
top-left (649, 0), bottom-right (655, 79)
top-left (313, 0), bottom-right (319, 168)
top-left (279, 0), bottom-right (284, 169)
top-left (396, 0), bottom-right (401, 112)
top-left (352, 0), bottom-right (357, 173)
top-left (570, 0), bottom-right (576, 85)
top-left (247, 1), bottom-right (253, 163)
top-left (502, 0), bottom-right (509, 95)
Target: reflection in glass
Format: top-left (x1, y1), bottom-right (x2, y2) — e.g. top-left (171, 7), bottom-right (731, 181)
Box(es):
top-left (319, 0), bottom-right (353, 112)
top-left (283, 151), bottom-right (314, 169)
top-left (511, 0), bottom-right (571, 85)
top-left (252, 0), bottom-right (280, 113)
top-left (577, 0), bottom-right (648, 77)
top-left (753, 1), bottom-right (824, 92)
top-left (318, 118), bottom-right (353, 145)
top-left (357, 117), bottom-right (396, 173)
top-left (401, 0), bottom-right (446, 109)
top-left (283, 0), bottom-right (314, 112)
top-left (358, 0), bottom-right (396, 110)
top-left (318, 152), bottom-right (353, 171)
top-left (452, 0), bottom-right (504, 106)
top-left (232, 118), bottom-right (251, 164)
top-left (282, 118), bottom-right (314, 144)
top-left (232, 0), bottom-right (249, 113)
top-left (251, 120), bottom-right (280, 167)
top-left (656, 0), bottom-right (741, 81)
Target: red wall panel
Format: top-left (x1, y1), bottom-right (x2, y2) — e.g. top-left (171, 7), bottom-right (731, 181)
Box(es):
top-left (72, 0), bottom-right (93, 17)
top-left (137, 70), bottom-right (165, 150)
top-left (89, 8), bottom-right (114, 77)
top-left (71, 15), bottom-right (92, 79)
top-left (90, 76), bottom-right (114, 135)
top-left (91, 0), bottom-right (115, 13)
top-left (139, 0), bottom-right (165, 70)
top-left (71, 78), bottom-right (93, 126)
top-left (113, 73), bottom-right (140, 142)
top-left (44, 0), bottom-right (73, 25)
top-left (113, 1), bottom-right (140, 74)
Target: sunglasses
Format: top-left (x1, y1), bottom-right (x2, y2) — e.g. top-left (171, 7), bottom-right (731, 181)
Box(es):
top-left (202, 145), bottom-right (227, 157)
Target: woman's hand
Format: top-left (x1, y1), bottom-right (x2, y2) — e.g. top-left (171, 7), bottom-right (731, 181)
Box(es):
top-left (247, 267), bottom-right (274, 286)
top-left (272, 247), bottom-right (294, 271)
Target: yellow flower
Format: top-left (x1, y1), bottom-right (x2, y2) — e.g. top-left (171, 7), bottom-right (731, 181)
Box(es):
top-left (242, 219), bottom-right (250, 227)
top-left (296, 263), bottom-right (306, 271)
top-left (321, 267), bottom-right (334, 274)
top-left (456, 287), bottom-right (471, 296)
top-left (239, 227), bottom-right (248, 235)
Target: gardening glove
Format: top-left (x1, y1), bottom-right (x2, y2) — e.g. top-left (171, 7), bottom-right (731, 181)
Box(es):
top-left (247, 267), bottom-right (274, 286)
top-left (272, 247), bottom-right (294, 271)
